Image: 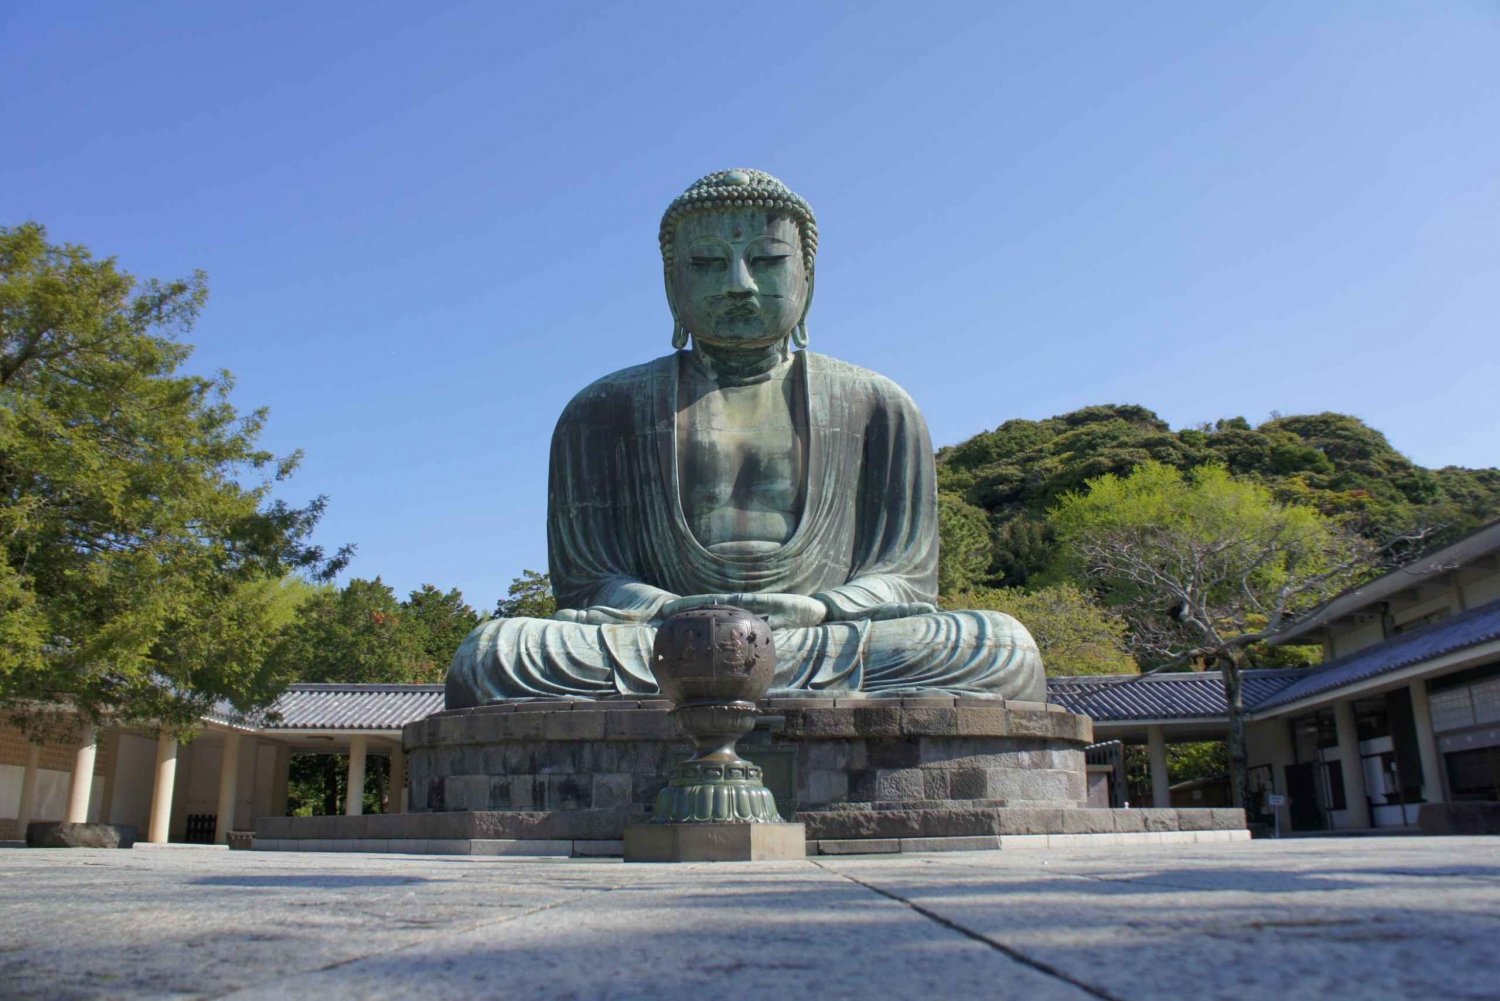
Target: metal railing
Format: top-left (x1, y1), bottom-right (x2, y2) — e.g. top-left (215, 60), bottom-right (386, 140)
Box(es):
top-left (1085, 740), bottom-right (1127, 808)
top-left (184, 813), bottom-right (217, 844)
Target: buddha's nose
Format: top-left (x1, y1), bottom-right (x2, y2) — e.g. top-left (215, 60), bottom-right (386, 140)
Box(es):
top-left (727, 256), bottom-right (756, 294)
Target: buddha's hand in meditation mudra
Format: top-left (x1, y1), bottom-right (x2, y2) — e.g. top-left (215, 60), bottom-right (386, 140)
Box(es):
top-left (659, 593), bottom-right (827, 630)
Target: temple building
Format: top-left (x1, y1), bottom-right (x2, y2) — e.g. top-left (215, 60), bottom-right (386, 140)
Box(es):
top-left (1055, 519), bottom-right (1500, 832)
top-left (0, 686), bottom-right (439, 844)
top-left (5, 521), bottom-right (1499, 843)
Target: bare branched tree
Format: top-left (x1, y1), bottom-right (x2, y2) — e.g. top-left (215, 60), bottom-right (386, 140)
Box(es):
top-left (1051, 462), bottom-right (1387, 809)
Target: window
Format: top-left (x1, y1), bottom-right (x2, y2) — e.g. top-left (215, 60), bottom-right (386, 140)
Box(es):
top-left (1292, 709), bottom-right (1339, 760)
top-left (1292, 713), bottom-right (1321, 761)
top-left (1429, 687), bottom-right (1475, 733)
top-left (1445, 747), bottom-right (1500, 801)
top-left (1353, 697), bottom-right (1390, 742)
top-left (1317, 709), bottom-right (1339, 749)
top-left (1428, 671), bottom-right (1500, 732)
top-left (1324, 760), bottom-right (1347, 810)
top-left (1472, 677), bottom-right (1500, 726)
top-left (1392, 608), bottom-right (1450, 634)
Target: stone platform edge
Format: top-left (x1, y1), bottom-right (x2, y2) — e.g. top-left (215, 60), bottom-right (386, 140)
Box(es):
top-left (255, 805), bottom-right (1244, 843)
top-left (248, 829), bottom-right (1250, 856)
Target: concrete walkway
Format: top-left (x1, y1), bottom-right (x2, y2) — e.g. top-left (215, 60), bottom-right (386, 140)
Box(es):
top-left (1, 837), bottom-right (1496, 1000)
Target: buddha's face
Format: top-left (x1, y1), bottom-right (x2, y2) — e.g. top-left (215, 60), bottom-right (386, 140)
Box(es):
top-left (669, 210), bottom-right (809, 348)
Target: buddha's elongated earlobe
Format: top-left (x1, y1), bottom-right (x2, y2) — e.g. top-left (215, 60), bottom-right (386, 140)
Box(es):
top-left (792, 272), bottom-right (814, 349)
top-left (665, 271), bottom-right (689, 349)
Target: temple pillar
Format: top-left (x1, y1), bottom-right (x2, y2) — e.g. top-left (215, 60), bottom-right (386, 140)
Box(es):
top-left (1333, 700), bottom-right (1371, 829)
top-left (1409, 680), bottom-right (1445, 804)
top-left (1146, 725), bottom-right (1171, 808)
top-left (148, 733), bottom-right (179, 843)
top-left (215, 731), bottom-right (242, 843)
top-left (15, 742), bottom-right (41, 834)
top-left (344, 736), bottom-right (367, 817)
top-left (64, 724), bottom-right (98, 823)
top-left (388, 745), bottom-right (407, 814)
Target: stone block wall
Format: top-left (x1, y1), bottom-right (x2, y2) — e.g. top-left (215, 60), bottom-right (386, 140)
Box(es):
top-left (402, 697), bottom-right (1092, 820)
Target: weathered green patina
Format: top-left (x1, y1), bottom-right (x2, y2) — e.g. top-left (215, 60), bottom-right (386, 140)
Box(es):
top-left (648, 605), bottom-right (783, 824)
top-left (446, 169), bottom-right (1044, 706)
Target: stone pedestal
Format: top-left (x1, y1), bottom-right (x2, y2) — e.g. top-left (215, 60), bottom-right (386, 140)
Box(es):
top-left (623, 822), bottom-right (807, 862)
top-left (402, 696), bottom-right (1092, 831)
top-left (251, 698), bottom-right (1247, 853)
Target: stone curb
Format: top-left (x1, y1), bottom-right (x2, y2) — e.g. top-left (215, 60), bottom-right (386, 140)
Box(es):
top-left (807, 830), bottom-right (1252, 855)
top-left (798, 806), bottom-right (1245, 840)
top-left (246, 829), bottom-right (1250, 857)
top-left (256, 806), bottom-right (1244, 843)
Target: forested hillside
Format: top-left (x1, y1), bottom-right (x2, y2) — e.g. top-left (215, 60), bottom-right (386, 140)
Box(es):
top-left (936, 405), bottom-right (1500, 590)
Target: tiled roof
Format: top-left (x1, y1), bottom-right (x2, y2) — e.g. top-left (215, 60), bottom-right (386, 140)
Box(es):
top-left (259, 684), bottom-right (445, 730)
top-left (1046, 670), bottom-right (1306, 721)
top-left (202, 701), bottom-right (252, 729)
top-left (1254, 597), bottom-right (1500, 712)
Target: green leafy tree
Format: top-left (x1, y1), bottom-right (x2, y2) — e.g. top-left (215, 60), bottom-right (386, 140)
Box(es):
top-left (941, 584), bottom-right (1136, 676)
top-left (938, 404), bottom-right (1500, 586)
top-left (287, 751), bottom-right (390, 817)
top-left (0, 222), bottom-right (347, 734)
top-left (402, 584), bottom-right (480, 680)
top-left (992, 516), bottom-right (1055, 589)
top-left (937, 492), bottom-right (994, 594)
top-left (1049, 461), bottom-right (1377, 807)
top-left (494, 569), bottom-right (556, 619)
top-left (1125, 740), bottom-right (1228, 805)
top-left (267, 577), bottom-right (425, 683)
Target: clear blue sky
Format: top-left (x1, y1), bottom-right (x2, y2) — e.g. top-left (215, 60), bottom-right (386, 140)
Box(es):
top-left (4, 2), bottom-right (1497, 612)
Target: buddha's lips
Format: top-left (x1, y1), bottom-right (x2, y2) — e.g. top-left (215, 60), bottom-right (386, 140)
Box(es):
top-left (718, 299), bottom-right (760, 322)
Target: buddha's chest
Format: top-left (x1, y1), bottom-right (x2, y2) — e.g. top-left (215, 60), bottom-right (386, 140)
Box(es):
top-left (675, 376), bottom-right (807, 544)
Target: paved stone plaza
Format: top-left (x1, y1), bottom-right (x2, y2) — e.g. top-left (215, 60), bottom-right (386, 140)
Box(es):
top-left (1, 837), bottom-right (1496, 1000)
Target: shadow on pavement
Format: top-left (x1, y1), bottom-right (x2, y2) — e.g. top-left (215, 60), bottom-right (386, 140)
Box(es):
top-left (191, 874), bottom-right (430, 888)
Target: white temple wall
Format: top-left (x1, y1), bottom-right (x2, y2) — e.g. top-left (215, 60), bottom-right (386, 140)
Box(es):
top-left (1463, 570), bottom-right (1500, 608)
top-left (109, 732), bottom-right (156, 832)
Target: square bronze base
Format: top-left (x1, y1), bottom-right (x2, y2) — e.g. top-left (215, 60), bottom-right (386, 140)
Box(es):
top-left (623, 822), bottom-right (806, 862)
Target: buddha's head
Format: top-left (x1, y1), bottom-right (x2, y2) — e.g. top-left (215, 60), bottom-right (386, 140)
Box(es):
top-left (659, 169), bottom-right (817, 350)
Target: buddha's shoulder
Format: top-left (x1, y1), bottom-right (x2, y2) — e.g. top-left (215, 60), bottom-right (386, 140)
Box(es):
top-left (803, 352), bottom-right (919, 410)
top-left (558, 354), bottom-right (674, 416)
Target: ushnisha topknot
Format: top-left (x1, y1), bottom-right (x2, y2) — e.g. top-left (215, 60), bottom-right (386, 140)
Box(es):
top-left (659, 168), bottom-right (819, 275)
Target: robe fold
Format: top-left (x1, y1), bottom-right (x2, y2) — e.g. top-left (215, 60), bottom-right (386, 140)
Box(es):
top-left (446, 351), bottom-right (1044, 707)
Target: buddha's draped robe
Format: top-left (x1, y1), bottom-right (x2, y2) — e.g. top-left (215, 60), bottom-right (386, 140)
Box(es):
top-left (446, 351), bottom-right (1044, 707)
